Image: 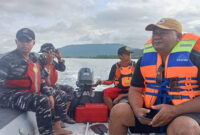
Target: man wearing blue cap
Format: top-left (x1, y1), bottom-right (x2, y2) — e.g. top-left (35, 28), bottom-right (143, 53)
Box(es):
top-left (0, 28), bottom-right (72, 135)
top-left (39, 43), bottom-right (76, 124)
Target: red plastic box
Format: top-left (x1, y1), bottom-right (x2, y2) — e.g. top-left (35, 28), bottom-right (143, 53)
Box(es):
top-left (75, 103), bottom-right (108, 122)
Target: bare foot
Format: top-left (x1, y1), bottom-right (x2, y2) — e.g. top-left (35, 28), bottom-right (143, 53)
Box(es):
top-left (60, 122), bottom-right (66, 128)
top-left (54, 127), bottom-right (73, 135)
top-left (54, 120), bottom-right (73, 135)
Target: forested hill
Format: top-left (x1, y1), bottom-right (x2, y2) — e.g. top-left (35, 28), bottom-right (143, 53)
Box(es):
top-left (58, 44), bottom-right (143, 58)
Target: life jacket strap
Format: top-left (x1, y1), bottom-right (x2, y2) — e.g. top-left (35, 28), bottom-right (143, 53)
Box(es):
top-left (145, 92), bottom-right (200, 102)
top-left (146, 77), bottom-right (198, 81)
top-left (147, 83), bottom-right (200, 92)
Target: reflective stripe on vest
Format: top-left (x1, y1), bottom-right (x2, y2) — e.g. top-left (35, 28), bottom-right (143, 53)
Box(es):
top-left (5, 61), bottom-right (41, 94)
top-left (45, 64), bottom-right (58, 86)
top-left (47, 71), bottom-right (51, 86)
top-left (141, 33), bottom-right (200, 108)
top-left (33, 63), bottom-right (39, 93)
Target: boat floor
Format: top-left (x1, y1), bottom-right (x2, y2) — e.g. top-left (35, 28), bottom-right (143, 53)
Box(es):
top-left (64, 122), bottom-right (108, 135)
top-left (0, 109), bottom-right (166, 135)
top-left (64, 122), bottom-right (165, 135)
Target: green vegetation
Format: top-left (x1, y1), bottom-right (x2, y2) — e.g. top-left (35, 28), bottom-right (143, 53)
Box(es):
top-left (64, 54), bottom-right (141, 59)
top-left (80, 55), bottom-right (119, 59)
top-left (59, 44), bottom-right (143, 59)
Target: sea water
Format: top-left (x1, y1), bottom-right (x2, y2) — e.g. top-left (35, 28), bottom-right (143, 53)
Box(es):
top-left (57, 58), bottom-right (138, 91)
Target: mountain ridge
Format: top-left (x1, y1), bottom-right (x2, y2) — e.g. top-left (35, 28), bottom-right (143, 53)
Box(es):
top-left (58, 43), bottom-right (143, 58)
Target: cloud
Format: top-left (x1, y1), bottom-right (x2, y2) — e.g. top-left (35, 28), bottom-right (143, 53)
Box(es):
top-left (0, 0), bottom-right (200, 54)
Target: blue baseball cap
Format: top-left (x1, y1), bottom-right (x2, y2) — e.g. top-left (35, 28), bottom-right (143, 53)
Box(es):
top-left (16, 28), bottom-right (35, 41)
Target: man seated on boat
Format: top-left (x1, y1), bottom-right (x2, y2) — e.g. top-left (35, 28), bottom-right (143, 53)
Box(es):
top-left (38, 43), bottom-right (76, 124)
top-left (109, 18), bottom-right (200, 135)
top-left (96, 46), bottom-right (135, 111)
top-left (0, 28), bottom-right (72, 135)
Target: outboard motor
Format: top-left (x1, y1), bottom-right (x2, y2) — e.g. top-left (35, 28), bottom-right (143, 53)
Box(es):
top-left (69, 67), bottom-right (100, 119)
top-left (74, 69), bottom-right (108, 124)
top-left (68, 68), bottom-right (97, 118)
top-left (76, 68), bottom-right (94, 91)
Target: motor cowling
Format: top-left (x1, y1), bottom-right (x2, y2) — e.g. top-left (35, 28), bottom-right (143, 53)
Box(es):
top-left (76, 68), bottom-right (94, 90)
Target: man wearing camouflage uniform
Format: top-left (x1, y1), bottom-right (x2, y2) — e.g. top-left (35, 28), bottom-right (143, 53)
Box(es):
top-left (39, 43), bottom-right (76, 124)
top-left (0, 28), bottom-right (72, 135)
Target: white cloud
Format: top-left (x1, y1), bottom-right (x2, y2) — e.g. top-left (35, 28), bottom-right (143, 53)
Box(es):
top-left (0, 0), bottom-right (200, 53)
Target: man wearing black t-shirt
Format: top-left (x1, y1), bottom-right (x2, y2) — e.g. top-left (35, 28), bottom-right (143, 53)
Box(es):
top-left (109, 18), bottom-right (200, 135)
top-left (96, 46), bottom-right (135, 110)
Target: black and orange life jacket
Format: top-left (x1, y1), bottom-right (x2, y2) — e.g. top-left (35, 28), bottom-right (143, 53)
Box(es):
top-left (4, 61), bottom-right (41, 94)
top-left (44, 64), bottom-right (58, 86)
top-left (114, 61), bottom-right (135, 89)
top-left (140, 33), bottom-right (200, 108)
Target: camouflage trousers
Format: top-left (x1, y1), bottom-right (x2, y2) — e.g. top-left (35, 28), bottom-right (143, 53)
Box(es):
top-left (53, 84), bottom-right (74, 102)
top-left (0, 89), bottom-right (67, 135)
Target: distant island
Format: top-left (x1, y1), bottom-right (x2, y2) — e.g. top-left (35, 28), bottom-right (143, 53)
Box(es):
top-left (58, 43), bottom-right (143, 59)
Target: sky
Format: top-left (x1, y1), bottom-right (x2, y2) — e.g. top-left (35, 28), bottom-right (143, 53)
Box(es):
top-left (1, 0), bottom-right (200, 53)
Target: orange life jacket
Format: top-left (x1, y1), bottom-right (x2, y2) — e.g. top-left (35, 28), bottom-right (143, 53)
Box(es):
top-left (141, 33), bottom-right (200, 108)
top-left (44, 64), bottom-right (58, 86)
top-left (4, 61), bottom-right (41, 94)
top-left (114, 61), bottom-right (135, 89)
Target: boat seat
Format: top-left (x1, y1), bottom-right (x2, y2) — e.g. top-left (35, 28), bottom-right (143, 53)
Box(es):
top-left (0, 108), bottom-right (39, 135)
top-left (0, 108), bottom-right (22, 130)
top-left (0, 89), bottom-right (23, 130)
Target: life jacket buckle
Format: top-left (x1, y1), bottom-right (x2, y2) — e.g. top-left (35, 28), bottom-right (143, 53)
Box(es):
top-left (185, 77), bottom-right (192, 90)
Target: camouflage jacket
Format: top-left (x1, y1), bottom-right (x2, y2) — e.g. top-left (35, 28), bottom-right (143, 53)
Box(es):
top-left (0, 49), bottom-right (53, 96)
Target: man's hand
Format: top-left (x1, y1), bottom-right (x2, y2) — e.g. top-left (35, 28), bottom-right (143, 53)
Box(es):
top-left (55, 50), bottom-right (62, 61)
top-left (49, 96), bottom-right (55, 109)
top-left (113, 95), bottom-right (122, 104)
top-left (96, 80), bottom-right (103, 85)
top-left (150, 104), bottom-right (177, 127)
top-left (135, 107), bottom-right (151, 125)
